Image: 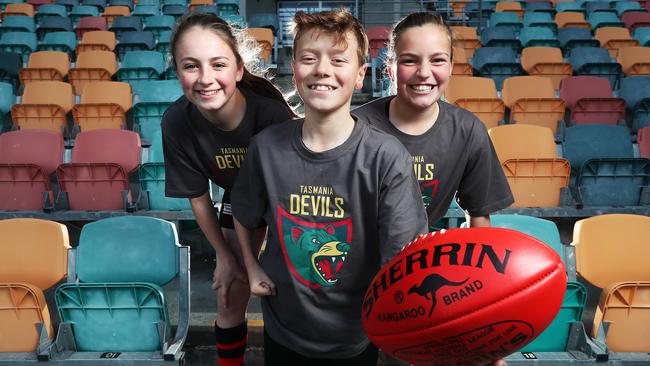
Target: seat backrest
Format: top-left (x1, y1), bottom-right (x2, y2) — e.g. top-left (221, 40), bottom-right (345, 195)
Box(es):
top-left (501, 75), bottom-right (556, 107)
top-left (131, 79), bottom-right (182, 103)
top-left (40, 31), bottom-right (77, 53)
top-left (639, 126), bottom-right (650, 158)
top-left (21, 80), bottom-right (74, 112)
top-left (619, 75), bottom-right (650, 109)
top-left (79, 30), bottom-right (116, 50)
top-left (76, 216), bottom-right (179, 285)
top-left (117, 30), bottom-right (155, 48)
top-left (0, 218), bottom-right (70, 290)
top-left (4, 3), bottom-right (34, 16)
top-left (74, 49), bottom-right (117, 74)
top-left (490, 11), bottom-right (520, 26)
top-left (521, 46), bottom-right (564, 70)
top-left (473, 46), bottom-right (517, 69)
top-left (595, 282), bottom-right (650, 352)
top-left (573, 214), bottom-right (650, 289)
top-left (26, 50), bottom-right (70, 76)
top-left (0, 81), bottom-right (14, 114)
top-left (110, 14), bottom-right (143, 31)
top-left (148, 128), bottom-right (164, 163)
top-left (569, 46), bottom-right (612, 68)
top-left (595, 26), bottom-right (633, 46)
top-left (0, 130), bottom-right (64, 174)
top-left (559, 75), bottom-right (613, 108)
top-left (451, 26), bottom-right (478, 40)
top-left (121, 50), bottom-right (165, 74)
top-left (444, 75), bottom-right (498, 102)
top-left (488, 124), bottom-right (558, 162)
top-left (555, 11), bottom-right (589, 28)
top-left (481, 214), bottom-right (564, 258)
top-left (71, 129), bottom-right (141, 172)
top-left (563, 124), bottom-right (633, 169)
top-left (1, 15), bottom-right (36, 32)
top-left (617, 46), bottom-right (650, 74)
top-left (79, 80), bottom-right (132, 110)
top-left (496, 1), bottom-right (522, 12)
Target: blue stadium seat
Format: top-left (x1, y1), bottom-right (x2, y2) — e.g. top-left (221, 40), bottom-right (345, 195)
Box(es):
top-left (0, 51), bottom-right (21, 90)
top-left (558, 28), bottom-right (600, 56)
top-left (563, 124), bottom-right (634, 171)
top-left (619, 75), bottom-right (650, 130)
top-left (50, 216), bottom-right (188, 362)
top-left (131, 79), bottom-right (182, 140)
top-left (131, 4), bottom-right (159, 18)
top-left (161, 3), bottom-right (186, 18)
top-left (615, 1), bottom-right (643, 16)
top-left (34, 4), bottom-right (67, 23)
top-left (115, 30), bottom-right (155, 59)
top-left (109, 15), bottom-right (143, 36)
top-left (80, 0), bottom-right (105, 12)
top-left (69, 5), bottom-right (100, 25)
top-left (585, 1), bottom-right (616, 15)
top-left (489, 11), bottom-right (522, 34)
top-left (54, 0), bottom-right (79, 12)
top-left (634, 27), bottom-right (650, 46)
top-left (36, 16), bottom-right (74, 40)
top-left (0, 15), bottom-right (36, 34)
top-left (155, 29), bottom-right (171, 54)
top-left (526, 1), bottom-right (556, 15)
top-left (248, 12), bottom-right (279, 34)
top-left (136, 0), bottom-right (159, 6)
top-left (36, 31), bottom-right (77, 55)
top-left (0, 81), bottom-right (14, 124)
top-left (471, 46), bottom-right (524, 90)
top-left (480, 26), bottom-right (521, 52)
top-left (110, 0), bottom-right (133, 10)
top-left (143, 15), bottom-right (175, 40)
top-left (588, 12), bottom-right (625, 29)
top-left (556, 1), bottom-right (584, 13)
top-left (568, 46), bottom-right (622, 89)
top-left (117, 50), bottom-right (165, 82)
top-left (523, 12), bottom-right (557, 32)
top-left (0, 31), bottom-right (37, 60)
top-left (520, 26), bottom-right (560, 47)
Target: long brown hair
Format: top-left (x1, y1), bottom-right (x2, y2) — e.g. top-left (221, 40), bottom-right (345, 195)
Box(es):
top-left (170, 12), bottom-right (297, 117)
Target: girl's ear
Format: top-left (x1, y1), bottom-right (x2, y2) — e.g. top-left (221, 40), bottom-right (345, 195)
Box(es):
top-left (236, 62), bottom-right (244, 82)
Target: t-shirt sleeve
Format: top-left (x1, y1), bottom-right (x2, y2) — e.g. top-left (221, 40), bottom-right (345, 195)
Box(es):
top-left (377, 145), bottom-right (429, 265)
top-left (456, 120), bottom-right (514, 216)
top-left (231, 138), bottom-right (268, 229)
top-left (161, 114), bottom-right (209, 198)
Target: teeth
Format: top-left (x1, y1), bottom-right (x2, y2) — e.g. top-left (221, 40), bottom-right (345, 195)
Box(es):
top-left (197, 90), bottom-right (218, 95)
top-left (310, 85), bottom-right (333, 91)
top-left (411, 85), bottom-right (434, 91)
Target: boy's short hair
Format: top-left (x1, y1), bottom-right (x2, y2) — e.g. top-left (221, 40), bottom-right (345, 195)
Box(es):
top-left (291, 9), bottom-right (369, 66)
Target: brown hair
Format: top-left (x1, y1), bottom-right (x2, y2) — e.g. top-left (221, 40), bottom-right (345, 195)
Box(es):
top-left (388, 11), bottom-right (454, 63)
top-left (290, 9), bottom-right (368, 66)
top-left (170, 12), bottom-right (296, 117)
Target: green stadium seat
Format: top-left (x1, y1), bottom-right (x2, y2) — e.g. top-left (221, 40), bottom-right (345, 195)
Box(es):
top-left (0, 15), bottom-right (36, 34)
top-left (0, 31), bottom-right (37, 59)
top-left (131, 79), bottom-right (182, 140)
top-left (37, 31), bottom-right (77, 55)
top-left (116, 50), bottom-right (165, 82)
top-left (143, 15), bottom-right (175, 40)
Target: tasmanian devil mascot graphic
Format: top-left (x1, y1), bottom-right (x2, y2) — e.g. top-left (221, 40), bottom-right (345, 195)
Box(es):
top-left (277, 207), bottom-right (352, 288)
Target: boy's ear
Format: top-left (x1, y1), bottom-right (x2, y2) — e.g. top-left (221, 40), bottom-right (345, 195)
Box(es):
top-left (355, 62), bottom-right (367, 90)
top-left (387, 62), bottom-right (395, 82)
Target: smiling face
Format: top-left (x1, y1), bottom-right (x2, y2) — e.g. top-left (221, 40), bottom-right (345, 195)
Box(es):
top-left (389, 24), bottom-right (453, 112)
top-left (291, 28), bottom-right (367, 117)
top-left (174, 26), bottom-right (244, 117)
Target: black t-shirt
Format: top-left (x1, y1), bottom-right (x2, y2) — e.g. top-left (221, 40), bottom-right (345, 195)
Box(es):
top-left (353, 98), bottom-right (514, 225)
top-left (162, 88), bottom-right (294, 198)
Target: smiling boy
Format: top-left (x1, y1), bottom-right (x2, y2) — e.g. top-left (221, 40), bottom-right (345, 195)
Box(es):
top-left (231, 9), bottom-right (428, 365)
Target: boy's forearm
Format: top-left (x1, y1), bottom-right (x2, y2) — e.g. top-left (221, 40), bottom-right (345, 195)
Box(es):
top-left (189, 193), bottom-right (234, 261)
top-left (234, 218), bottom-right (262, 270)
top-left (466, 214), bottom-right (491, 228)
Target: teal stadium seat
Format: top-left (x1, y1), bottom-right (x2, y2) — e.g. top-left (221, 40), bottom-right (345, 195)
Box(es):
top-left (115, 30), bottom-right (155, 60)
top-left (618, 75), bottom-right (650, 130)
top-left (155, 29), bottom-right (171, 54)
top-left (34, 4), bottom-right (67, 23)
top-left (143, 15), bottom-right (175, 40)
top-left (217, 0), bottom-right (239, 16)
top-left (568, 46), bottom-right (622, 89)
top-left (523, 12), bottom-right (557, 32)
top-left (519, 26), bottom-right (560, 47)
top-left (588, 12), bottom-right (625, 29)
top-left (161, 3), bottom-right (185, 18)
top-left (54, 0), bottom-right (79, 12)
top-left (0, 32), bottom-right (37, 59)
top-left (472, 46), bottom-right (524, 90)
top-left (117, 50), bottom-right (165, 82)
top-left (615, 0), bottom-right (642, 16)
top-left (109, 15), bottom-right (143, 37)
top-left (480, 26), bottom-right (521, 52)
top-left (110, 0), bottom-right (133, 10)
top-left (50, 216), bottom-right (188, 363)
top-left (131, 79), bottom-right (182, 140)
top-left (558, 28), bottom-right (601, 56)
top-left (489, 12), bottom-right (523, 34)
top-left (634, 27), bottom-right (650, 46)
top-left (37, 31), bottom-right (77, 55)
top-left (0, 15), bottom-right (36, 34)
top-left (0, 52), bottom-right (20, 90)
top-left (0, 0), bottom-right (24, 11)
top-left (69, 5), bottom-right (100, 25)
top-left (556, 1), bottom-right (584, 13)
top-left (36, 16), bottom-right (74, 40)
top-left (131, 4), bottom-right (159, 19)
top-left (0, 81), bottom-right (14, 124)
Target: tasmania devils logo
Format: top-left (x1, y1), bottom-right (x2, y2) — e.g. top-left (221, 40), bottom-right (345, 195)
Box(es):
top-left (408, 274), bottom-right (469, 317)
top-left (277, 207), bottom-right (352, 289)
top-left (420, 180), bottom-right (439, 208)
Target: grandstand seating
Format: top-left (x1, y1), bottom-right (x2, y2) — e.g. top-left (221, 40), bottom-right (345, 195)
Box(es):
top-left (0, 130), bottom-right (64, 210)
top-left (114, 30), bottom-right (155, 59)
top-left (81, 0), bottom-right (106, 12)
top-left (588, 12), bottom-right (625, 30)
top-left (143, 14), bottom-right (174, 40)
top-left (69, 5), bottom-right (99, 25)
top-left (555, 11), bottom-right (591, 29)
top-left (496, 1), bottom-right (525, 19)
top-left (131, 4), bottom-right (159, 18)
top-left (450, 25), bottom-right (481, 58)
top-left (37, 31), bottom-right (77, 55)
top-left (2, 3), bottom-right (34, 17)
top-left (109, 14), bottom-right (142, 36)
top-left (520, 26), bottom-right (559, 47)
top-left (68, 49), bottom-right (117, 95)
top-left (559, 75), bottom-right (626, 125)
top-left (75, 29), bottom-right (116, 53)
top-left (11, 80), bottom-right (73, 135)
top-left (444, 75), bottom-right (505, 129)
top-left (366, 25), bottom-right (389, 59)
top-left (248, 12), bottom-right (278, 35)
top-left (110, 0), bottom-right (133, 10)
top-left (0, 31), bottom-right (37, 60)
top-left (617, 46), bottom-right (650, 75)
top-left (634, 27), bottom-right (650, 47)
top-left (618, 75), bottom-right (650, 130)
top-left (0, 15), bottom-right (36, 34)
top-left (19, 50), bottom-right (69, 84)
top-left (573, 214), bottom-right (650, 352)
top-left (56, 129), bottom-right (140, 210)
top-left (568, 46), bottom-right (622, 89)
top-left (0, 218), bottom-right (69, 353)
top-left (49, 216), bottom-right (188, 362)
top-left (0, 81), bottom-right (14, 123)
top-left (36, 16), bottom-right (74, 40)
top-left (558, 27), bottom-right (601, 55)
top-left (0, 50), bottom-right (21, 89)
top-left (595, 26), bottom-right (640, 58)
top-left (501, 75), bottom-right (565, 132)
top-left (451, 46), bottom-right (472, 76)
top-left (117, 49), bottom-right (165, 81)
top-left (480, 26), bottom-right (521, 52)
top-left (132, 79), bottom-right (182, 140)
top-left (246, 27), bottom-right (274, 65)
top-left (72, 80), bottom-right (132, 131)
top-left (74, 15), bottom-right (107, 38)
top-left (472, 46), bottom-right (524, 90)
top-left (639, 126), bottom-right (650, 158)
top-left (523, 12), bottom-right (557, 31)
top-left (621, 10), bottom-right (650, 31)
top-left (102, 5), bottom-right (130, 25)
top-left (520, 46), bottom-right (572, 90)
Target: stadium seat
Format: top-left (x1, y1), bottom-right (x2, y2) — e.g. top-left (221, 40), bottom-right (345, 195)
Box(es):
top-left (19, 50), bottom-right (69, 84)
top-left (520, 46), bottom-right (573, 90)
top-left (114, 30), bottom-right (155, 59)
top-left (634, 27), bottom-right (650, 46)
top-left (246, 27), bottom-right (274, 65)
top-left (572, 214), bottom-right (650, 351)
top-left (501, 76), bottom-right (565, 133)
top-left (75, 29), bottom-right (115, 53)
top-left (11, 80), bottom-right (73, 135)
top-left (366, 25), bottom-right (390, 59)
top-left (69, 5), bottom-right (99, 25)
top-left (74, 15), bottom-right (107, 38)
top-left (49, 216), bottom-right (188, 362)
top-left (156, 29), bottom-right (171, 54)
top-left (559, 75), bottom-right (626, 125)
top-left (54, 0), bottom-right (80, 12)
top-left (450, 25), bottom-right (481, 59)
top-left (472, 46), bottom-right (524, 90)
top-left (0, 31), bottom-right (37, 59)
top-left (2, 2), bottom-right (33, 16)
top-left (80, 0), bottom-right (105, 12)
top-left (615, 1), bottom-right (643, 16)
top-left (595, 26), bottom-right (640, 57)
top-left (68, 49), bottom-right (116, 94)
top-left (37, 31), bottom-right (77, 55)
top-left (480, 26), bottom-right (521, 52)
top-left (563, 124), bottom-right (634, 170)
top-left (556, 1), bottom-right (584, 14)
top-left (444, 76), bottom-right (505, 129)
top-left (639, 125), bottom-right (650, 159)
top-left (0, 50), bottom-right (21, 89)
top-left (108, 14), bottom-right (142, 36)
top-left (0, 81), bottom-right (14, 123)
top-left (558, 27), bottom-right (600, 55)
top-left (72, 80), bottom-right (132, 131)
top-left (489, 11), bottom-right (523, 34)
top-left (0, 218), bottom-right (69, 353)
top-left (619, 75), bottom-right (650, 129)
top-left (520, 26), bottom-right (560, 47)
top-left (217, 0), bottom-right (238, 16)
top-left (0, 130), bottom-right (64, 210)
top-left (116, 49), bottom-right (164, 82)
top-left (489, 124), bottom-right (570, 207)
top-left (496, 1), bottom-right (525, 19)
top-left (55, 129), bottom-right (140, 210)
top-left (621, 10), bottom-right (650, 32)
top-left (248, 12), bottom-right (279, 35)
top-left (588, 11), bottom-right (625, 29)
top-left (523, 12), bottom-right (558, 32)
top-left (36, 16), bottom-right (74, 40)
top-left (451, 46), bottom-right (472, 76)
top-left (131, 4), bottom-right (159, 18)
top-left (616, 46), bottom-right (650, 75)
top-left (584, 1), bottom-right (616, 15)
top-left (527, 1), bottom-right (556, 16)
top-left (0, 15), bottom-right (36, 34)
top-left (140, 130), bottom-right (192, 210)
top-left (568, 46), bottom-right (622, 89)
top-left (110, 0), bottom-right (133, 11)
top-left (34, 4), bottom-right (67, 23)
top-left (161, 3), bottom-right (186, 18)
top-left (131, 79), bottom-right (182, 140)
top-left (188, 0), bottom-right (210, 12)
top-left (143, 15), bottom-right (174, 40)
top-left (555, 11), bottom-right (591, 29)
top-left (102, 5), bottom-right (130, 25)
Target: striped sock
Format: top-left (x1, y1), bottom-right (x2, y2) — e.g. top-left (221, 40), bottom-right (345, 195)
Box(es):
top-left (215, 321), bottom-right (247, 366)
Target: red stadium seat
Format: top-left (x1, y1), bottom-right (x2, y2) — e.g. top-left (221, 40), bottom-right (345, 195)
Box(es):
top-left (366, 26), bottom-right (390, 59)
top-left (559, 76), bottom-right (626, 125)
top-left (639, 126), bottom-right (650, 159)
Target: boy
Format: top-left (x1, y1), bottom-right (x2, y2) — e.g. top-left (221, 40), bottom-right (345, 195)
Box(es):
top-left (231, 9), bottom-right (428, 365)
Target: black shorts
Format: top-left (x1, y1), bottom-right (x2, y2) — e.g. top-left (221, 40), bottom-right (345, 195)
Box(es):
top-left (218, 189), bottom-right (234, 229)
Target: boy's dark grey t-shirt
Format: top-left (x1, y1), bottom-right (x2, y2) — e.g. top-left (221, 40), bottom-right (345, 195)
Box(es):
top-left (231, 118), bottom-right (428, 358)
top-left (353, 98), bottom-right (514, 226)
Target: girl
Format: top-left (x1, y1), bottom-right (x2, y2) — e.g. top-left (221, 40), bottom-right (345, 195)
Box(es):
top-left (162, 12), bottom-right (295, 366)
top-left (353, 12), bottom-right (513, 229)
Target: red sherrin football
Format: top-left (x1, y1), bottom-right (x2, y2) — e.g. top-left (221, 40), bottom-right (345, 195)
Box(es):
top-left (361, 227), bottom-right (566, 366)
